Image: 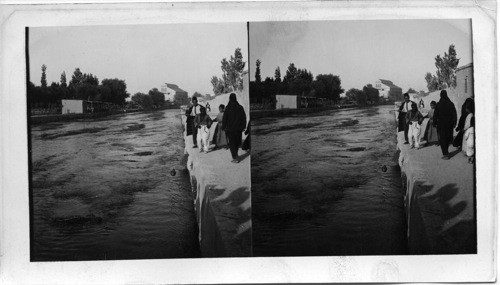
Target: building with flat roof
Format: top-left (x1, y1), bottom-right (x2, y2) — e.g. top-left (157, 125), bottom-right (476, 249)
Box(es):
top-left (160, 83), bottom-right (188, 102)
top-left (374, 79), bottom-right (403, 101)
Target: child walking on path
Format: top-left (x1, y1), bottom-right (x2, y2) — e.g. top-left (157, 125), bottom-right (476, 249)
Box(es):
top-left (194, 106), bottom-right (213, 153)
top-left (406, 102), bottom-right (424, 149)
top-left (424, 101), bottom-right (439, 145)
top-left (212, 104), bottom-right (228, 149)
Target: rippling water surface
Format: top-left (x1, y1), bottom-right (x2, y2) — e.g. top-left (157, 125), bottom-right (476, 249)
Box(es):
top-left (30, 110), bottom-right (200, 261)
top-left (252, 105), bottom-right (408, 256)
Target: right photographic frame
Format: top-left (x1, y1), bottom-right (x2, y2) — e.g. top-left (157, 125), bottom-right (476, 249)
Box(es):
top-left (249, 19), bottom-right (476, 256)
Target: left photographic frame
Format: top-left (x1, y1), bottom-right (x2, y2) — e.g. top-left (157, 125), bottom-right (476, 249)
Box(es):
top-left (26, 23), bottom-right (251, 261)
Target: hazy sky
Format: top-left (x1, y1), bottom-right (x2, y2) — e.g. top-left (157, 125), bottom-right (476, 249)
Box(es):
top-left (249, 20), bottom-right (472, 93)
top-left (29, 23), bottom-right (248, 96)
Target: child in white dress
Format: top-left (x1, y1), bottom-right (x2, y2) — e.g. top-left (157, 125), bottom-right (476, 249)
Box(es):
top-left (464, 117), bottom-right (474, 164)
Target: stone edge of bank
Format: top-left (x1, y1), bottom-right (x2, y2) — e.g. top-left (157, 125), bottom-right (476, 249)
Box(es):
top-left (180, 112), bottom-right (252, 257)
top-left (395, 111), bottom-right (476, 254)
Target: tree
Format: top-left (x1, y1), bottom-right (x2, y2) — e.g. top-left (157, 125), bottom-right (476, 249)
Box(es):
top-left (425, 44), bottom-right (460, 91)
top-left (60, 71), bottom-right (67, 88)
top-left (100, 78), bottom-right (129, 105)
top-left (131, 92), bottom-right (153, 110)
top-left (435, 44), bottom-right (460, 88)
top-left (41, 64), bottom-right (47, 88)
top-left (255, 59), bottom-right (262, 83)
top-left (211, 76), bottom-right (225, 95)
top-left (69, 68), bottom-right (84, 87)
top-left (274, 66), bottom-right (281, 83)
top-left (363, 84), bottom-right (380, 104)
top-left (173, 92), bottom-right (190, 105)
top-left (407, 88), bottom-right (416, 93)
top-left (346, 88), bottom-right (367, 106)
top-left (425, 72), bottom-right (439, 92)
top-left (311, 80), bottom-right (326, 98)
top-left (149, 88), bottom-right (165, 108)
top-left (283, 63), bottom-right (298, 83)
top-left (82, 73), bottom-right (99, 86)
top-left (192, 91), bottom-right (203, 98)
top-left (66, 69), bottom-right (100, 100)
top-left (314, 74), bottom-right (344, 102)
top-left (211, 47), bottom-right (246, 94)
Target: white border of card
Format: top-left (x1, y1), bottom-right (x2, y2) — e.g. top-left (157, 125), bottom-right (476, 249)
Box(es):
top-left (0, 1), bottom-right (497, 284)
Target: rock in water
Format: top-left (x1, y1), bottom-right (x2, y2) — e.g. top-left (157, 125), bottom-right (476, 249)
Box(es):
top-left (170, 169), bottom-right (176, 176)
top-left (381, 165), bottom-right (388, 172)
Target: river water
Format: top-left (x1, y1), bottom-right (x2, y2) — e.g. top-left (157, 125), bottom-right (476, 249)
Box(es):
top-left (30, 110), bottom-right (200, 261)
top-left (252, 105), bottom-right (408, 256)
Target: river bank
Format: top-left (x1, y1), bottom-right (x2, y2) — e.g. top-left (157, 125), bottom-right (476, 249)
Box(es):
top-left (249, 103), bottom-right (400, 119)
top-left (30, 106), bottom-right (182, 124)
top-left (180, 108), bottom-right (252, 257)
top-left (396, 116), bottom-right (476, 254)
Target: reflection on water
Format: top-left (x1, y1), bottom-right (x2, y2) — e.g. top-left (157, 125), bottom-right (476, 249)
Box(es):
top-left (30, 110), bottom-right (200, 261)
top-left (252, 105), bottom-right (408, 256)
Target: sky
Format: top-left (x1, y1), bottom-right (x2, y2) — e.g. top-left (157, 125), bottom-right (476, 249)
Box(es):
top-left (29, 23), bottom-right (248, 96)
top-left (249, 19), bottom-right (472, 94)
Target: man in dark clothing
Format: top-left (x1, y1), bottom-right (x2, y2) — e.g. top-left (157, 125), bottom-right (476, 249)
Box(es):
top-left (222, 93), bottom-right (247, 163)
top-left (433, 90), bottom-right (457, 160)
top-left (398, 93), bottom-right (415, 144)
top-left (185, 97), bottom-right (201, 148)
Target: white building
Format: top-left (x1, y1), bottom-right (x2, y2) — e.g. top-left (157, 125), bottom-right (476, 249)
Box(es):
top-left (160, 83), bottom-right (188, 102)
top-left (374, 79), bottom-right (403, 101)
top-left (61, 99), bottom-right (84, 114)
top-left (275, 95), bottom-right (299, 109)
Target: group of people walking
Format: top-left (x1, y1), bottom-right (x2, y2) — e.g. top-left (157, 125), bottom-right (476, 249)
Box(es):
top-left (185, 93), bottom-right (249, 163)
top-left (398, 90), bottom-right (474, 163)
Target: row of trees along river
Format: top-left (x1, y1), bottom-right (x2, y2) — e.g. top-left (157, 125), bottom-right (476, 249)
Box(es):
top-left (249, 45), bottom-right (461, 109)
top-left (249, 60), bottom-right (396, 109)
top-left (30, 48), bottom-right (248, 114)
top-left (29, 67), bottom-right (132, 112)
top-left (28, 66), bottom-right (189, 114)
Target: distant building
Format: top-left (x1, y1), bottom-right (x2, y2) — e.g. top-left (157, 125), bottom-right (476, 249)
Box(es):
top-left (160, 83), bottom-right (188, 102)
top-left (61, 99), bottom-right (112, 114)
top-left (62, 99), bottom-right (85, 114)
top-left (276, 94), bottom-right (299, 109)
top-left (275, 94), bottom-right (325, 109)
top-left (374, 79), bottom-right (403, 101)
top-left (455, 63), bottom-right (474, 98)
top-left (408, 90), bottom-right (418, 101)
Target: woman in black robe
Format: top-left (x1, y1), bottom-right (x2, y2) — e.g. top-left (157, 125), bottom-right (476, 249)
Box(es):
top-left (453, 98), bottom-right (474, 149)
top-left (433, 90), bottom-right (457, 160)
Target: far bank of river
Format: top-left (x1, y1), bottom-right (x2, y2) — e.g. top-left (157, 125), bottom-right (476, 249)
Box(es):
top-left (250, 103), bottom-right (395, 119)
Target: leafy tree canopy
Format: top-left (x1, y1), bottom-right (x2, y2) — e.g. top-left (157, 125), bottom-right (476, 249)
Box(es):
top-left (211, 48), bottom-right (246, 95)
top-left (425, 44), bottom-right (460, 92)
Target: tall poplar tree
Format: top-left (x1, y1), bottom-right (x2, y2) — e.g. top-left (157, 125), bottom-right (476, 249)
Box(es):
top-left (274, 66), bottom-right (281, 83)
top-left (255, 59), bottom-right (262, 83)
top-left (41, 64), bottom-right (47, 88)
top-left (60, 71), bottom-right (67, 88)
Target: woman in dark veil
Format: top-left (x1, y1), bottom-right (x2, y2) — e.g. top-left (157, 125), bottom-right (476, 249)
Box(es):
top-left (453, 98), bottom-right (474, 149)
top-left (434, 90), bottom-right (457, 160)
